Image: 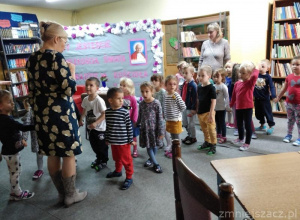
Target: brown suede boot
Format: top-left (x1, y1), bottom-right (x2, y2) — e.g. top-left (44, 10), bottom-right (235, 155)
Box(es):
top-left (62, 174), bottom-right (87, 207)
top-left (50, 170), bottom-right (64, 203)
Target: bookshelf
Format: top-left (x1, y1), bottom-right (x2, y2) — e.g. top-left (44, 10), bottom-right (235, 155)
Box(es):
top-left (0, 23), bottom-right (41, 117)
top-left (270, 0), bottom-right (300, 115)
top-left (177, 12), bottom-right (229, 72)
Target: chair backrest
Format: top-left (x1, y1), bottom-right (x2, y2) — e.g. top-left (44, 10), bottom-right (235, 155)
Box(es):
top-left (172, 140), bottom-right (234, 220)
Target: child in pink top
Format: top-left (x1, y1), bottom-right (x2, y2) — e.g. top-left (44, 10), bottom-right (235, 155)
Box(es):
top-left (230, 62), bottom-right (259, 151)
top-left (119, 77), bottom-right (140, 157)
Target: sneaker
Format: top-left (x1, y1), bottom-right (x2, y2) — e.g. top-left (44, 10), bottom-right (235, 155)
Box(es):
top-left (251, 133), bottom-right (257, 139)
top-left (184, 137), bottom-right (197, 145)
top-left (182, 136), bottom-right (190, 143)
top-left (227, 123), bottom-right (235, 129)
top-left (197, 141), bottom-right (210, 150)
top-left (153, 164), bottom-right (163, 173)
top-left (255, 125), bottom-right (266, 131)
top-left (106, 170), bottom-right (122, 178)
top-left (292, 138), bottom-right (300, 146)
top-left (144, 159), bottom-right (153, 167)
top-left (32, 170), bottom-right (44, 180)
top-left (217, 134), bottom-right (222, 139)
top-left (218, 137), bottom-right (227, 144)
top-left (91, 159), bottom-right (100, 169)
top-left (132, 150), bottom-right (138, 158)
top-left (121, 178), bottom-right (133, 190)
top-left (283, 135), bottom-right (292, 143)
top-left (94, 163), bottom-right (107, 172)
top-left (10, 190), bottom-right (34, 201)
top-left (266, 127), bottom-right (274, 135)
top-left (239, 143), bottom-right (250, 151)
top-left (233, 129), bottom-right (238, 136)
top-left (231, 138), bottom-right (244, 146)
top-left (207, 144), bottom-right (216, 155)
top-left (165, 151), bottom-right (172, 159)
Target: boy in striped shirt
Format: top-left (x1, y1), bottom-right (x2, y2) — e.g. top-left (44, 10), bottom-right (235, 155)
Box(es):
top-left (105, 87), bottom-right (135, 190)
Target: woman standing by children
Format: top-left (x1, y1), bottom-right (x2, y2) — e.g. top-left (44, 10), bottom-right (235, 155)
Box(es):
top-left (136, 82), bottom-right (164, 173)
top-left (274, 55), bottom-right (300, 145)
top-left (164, 75), bottom-right (186, 158)
top-left (119, 77), bottom-right (140, 158)
top-left (212, 68), bottom-right (230, 144)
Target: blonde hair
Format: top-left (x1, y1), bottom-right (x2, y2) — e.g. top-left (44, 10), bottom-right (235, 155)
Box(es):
top-left (260, 59), bottom-right (271, 68)
top-left (224, 61), bottom-right (233, 68)
top-left (165, 75), bottom-right (178, 87)
top-left (199, 65), bottom-right (213, 76)
top-left (120, 77), bottom-right (135, 95)
top-left (177, 61), bottom-right (187, 69)
top-left (40, 21), bottom-right (67, 42)
top-left (207, 22), bottom-right (223, 38)
top-left (213, 68), bottom-right (226, 83)
top-left (240, 61), bottom-right (255, 74)
top-left (183, 63), bottom-right (195, 74)
top-left (292, 55), bottom-right (300, 63)
top-left (140, 81), bottom-right (154, 93)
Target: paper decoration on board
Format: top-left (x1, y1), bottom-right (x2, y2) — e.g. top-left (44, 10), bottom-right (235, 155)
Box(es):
top-left (169, 37), bottom-right (178, 50)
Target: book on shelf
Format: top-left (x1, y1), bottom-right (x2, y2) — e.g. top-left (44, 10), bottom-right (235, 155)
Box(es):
top-left (182, 47), bottom-right (200, 57)
top-left (4, 43), bottom-right (40, 54)
top-left (0, 22), bottom-right (39, 39)
top-left (274, 81), bottom-right (286, 95)
top-left (8, 71), bottom-right (28, 83)
top-left (272, 43), bottom-right (300, 58)
top-left (275, 3), bottom-right (300, 20)
top-left (180, 31), bottom-right (197, 42)
top-left (271, 61), bottom-right (292, 77)
top-left (271, 100), bottom-right (287, 113)
top-left (11, 84), bottom-right (28, 97)
top-left (273, 22), bottom-right (300, 40)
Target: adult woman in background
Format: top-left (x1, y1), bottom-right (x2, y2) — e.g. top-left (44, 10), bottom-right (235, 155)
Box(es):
top-left (26, 21), bottom-right (87, 207)
top-left (198, 22), bottom-right (231, 73)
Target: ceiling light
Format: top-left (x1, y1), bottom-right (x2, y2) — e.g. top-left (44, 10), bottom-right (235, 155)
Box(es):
top-left (45, 0), bottom-right (61, 3)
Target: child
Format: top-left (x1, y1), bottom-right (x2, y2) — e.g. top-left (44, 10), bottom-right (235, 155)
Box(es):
top-left (175, 61), bottom-right (187, 94)
top-left (254, 59), bottom-right (276, 135)
top-left (196, 66), bottom-right (217, 155)
top-left (274, 55), bottom-right (300, 145)
top-left (119, 77), bottom-right (139, 158)
top-left (22, 99), bottom-right (44, 180)
top-left (224, 61), bottom-right (234, 128)
top-left (164, 75), bottom-right (186, 158)
top-left (181, 64), bottom-right (197, 145)
top-left (105, 87), bottom-right (135, 190)
top-left (151, 74), bottom-right (172, 152)
top-left (0, 90), bottom-right (35, 200)
top-left (79, 77), bottom-right (108, 171)
top-left (213, 68), bottom-right (230, 144)
top-left (230, 62), bottom-right (259, 151)
top-left (136, 82), bottom-right (164, 173)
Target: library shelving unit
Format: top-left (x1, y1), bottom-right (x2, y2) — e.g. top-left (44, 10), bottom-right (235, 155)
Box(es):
top-left (0, 24), bottom-right (40, 117)
top-left (177, 12), bottom-right (229, 72)
top-left (270, 0), bottom-right (300, 115)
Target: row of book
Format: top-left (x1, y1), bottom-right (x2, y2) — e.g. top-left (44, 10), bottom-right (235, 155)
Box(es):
top-left (4, 43), bottom-right (40, 54)
top-left (0, 23), bottom-right (39, 39)
top-left (9, 71), bottom-right (28, 84)
top-left (270, 61), bottom-right (292, 77)
top-left (11, 83), bottom-right (29, 98)
top-left (272, 43), bottom-right (300, 58)
top-left (274, 3), bottom-right (300, 20)
top-left (182, 47), bottom-right (200, 57)
top-left (180, 31), bottom-right (197, 42)
top-left (273, 81), bottom-right (286, 96)
top-left (7, 58), bottom-right (27, 69)
top-left (273, 22), bottom-right (300, 40)
top-left (271, 100), bottom-right (286, 113)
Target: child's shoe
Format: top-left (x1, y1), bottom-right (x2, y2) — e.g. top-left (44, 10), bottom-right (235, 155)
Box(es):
top-left (94, 163), bottom-right (107, 172)
top-left (132, 150), bottom-right (138, 158)
top-left (233, 129), bottom-right (238, 136)
top-left (255, 125), bottom-right (266, 131)
top-left (231, 138), bottom-right (244, 146)
top-left (182, 136), bottom-right (190, 143)
top-left (32, 170), bottom-right (44, 180)
top-left (266, 127), bottom-right (274, 135)
top-left (251, 133), bottom-right (257, 139)
top-left (106, 170), bottom-right (122, 178)
top-left (207, 144), bottom-right (216, 155)
top-left (218, 137), bottom-right (227, 144)
top-left (91, 159), bottom-right (99, 169)
top-left (144, 159), bottom-right (153, 167)
top-left (227, 123), bottom-right (235, 129)
top-left (153, 164), bottom-right (163, 173)
top-left (292, 138), bottom-right (300, 146)
top-left (165, 151), bottom-right (172, 159)
top-left (239, 143), bottom-right (250, 151)
top-left (121, 178), bottom-right (133, 190)
top-left (197, 141), bottom-right (210, 150)
top-left (184, 137), bottom-right (197, 145)
top-left (283, 135), bottom-right (292, 143)
top-left (10, 190), bottom-right (34, 201)
top-left (217, 134), bottom-right (222, 139)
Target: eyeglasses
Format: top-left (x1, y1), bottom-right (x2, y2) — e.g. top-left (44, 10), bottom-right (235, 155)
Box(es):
top-left (59, 36), bottom-right (68, 45)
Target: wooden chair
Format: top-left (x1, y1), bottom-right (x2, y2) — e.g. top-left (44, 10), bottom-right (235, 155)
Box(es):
top-left (172, 139), bottom-right (234, 220)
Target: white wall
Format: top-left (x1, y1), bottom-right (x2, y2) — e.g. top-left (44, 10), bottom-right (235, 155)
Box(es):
top-left (77, 0), bottom-right (273, 64)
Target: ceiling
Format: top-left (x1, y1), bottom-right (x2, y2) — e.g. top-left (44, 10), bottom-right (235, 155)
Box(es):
top-left (0, 0), bottom-right (122, 11)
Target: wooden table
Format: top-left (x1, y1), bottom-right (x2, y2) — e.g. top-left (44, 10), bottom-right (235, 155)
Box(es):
top-left (211, 152), bottom-right (300, 220)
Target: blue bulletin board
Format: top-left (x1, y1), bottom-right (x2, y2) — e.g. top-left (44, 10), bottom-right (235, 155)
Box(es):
top-left (62, 19), bottom-right (164, 96)
top-left (0, 11), bottom-right (38, 28)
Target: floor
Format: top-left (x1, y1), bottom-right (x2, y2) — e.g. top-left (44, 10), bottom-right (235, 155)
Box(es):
top-left (0, 116), bottom-right (299, 220)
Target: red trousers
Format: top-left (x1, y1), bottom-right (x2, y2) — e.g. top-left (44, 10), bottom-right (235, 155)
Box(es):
top-left (111, 144), bottom-right (134, 179)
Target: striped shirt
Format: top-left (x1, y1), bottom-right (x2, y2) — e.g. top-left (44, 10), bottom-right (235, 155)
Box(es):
top-left (105, 107), bottom-right (133, 145)
top-left (164, 92), bottom-right (186, 121)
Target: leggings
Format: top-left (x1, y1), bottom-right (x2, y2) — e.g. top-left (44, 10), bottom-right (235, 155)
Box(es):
top-left (147, 147), bottom-right (158, 165)
top-left (286, 103), bottom-right (300, 138)
top-left (3, 153), bottom-right (22, 195)
top-left (236, 108), bottom-right (253, 144)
